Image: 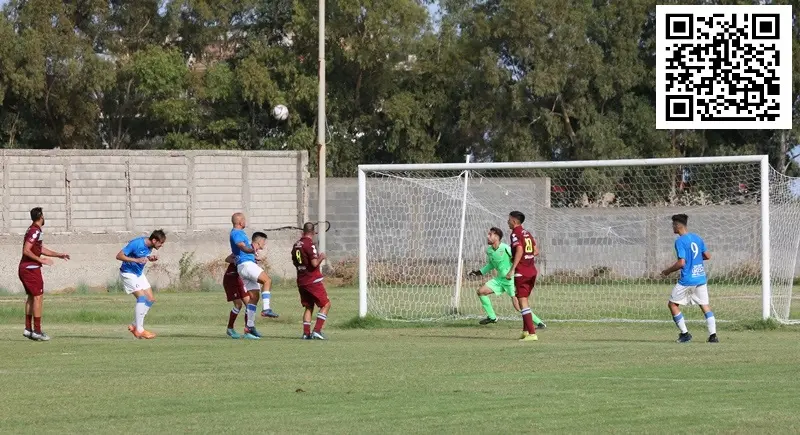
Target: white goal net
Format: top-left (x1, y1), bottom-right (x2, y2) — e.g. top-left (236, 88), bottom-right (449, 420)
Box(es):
top-left (357, 156), bottom-right (800, 324)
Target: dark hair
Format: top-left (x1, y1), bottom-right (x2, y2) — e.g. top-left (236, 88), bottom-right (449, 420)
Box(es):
top-left (489, 227), bottom-right (503, 239)
top-left (671, 214), bottom-right (688, 226)
top-left (252, 231), bottom-right (268, 241)
top-left (149, 229), bottom-right (167, 242)
top-left (509, 211), bottom-right (525, 224)
top-left (30, 207), bottom-right (43, 222)
top-left (302, 222), bottom-right (316, 233)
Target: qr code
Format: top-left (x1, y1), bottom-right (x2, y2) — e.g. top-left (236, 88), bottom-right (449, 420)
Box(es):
top-left (656, 5), bottom-right (792, 130)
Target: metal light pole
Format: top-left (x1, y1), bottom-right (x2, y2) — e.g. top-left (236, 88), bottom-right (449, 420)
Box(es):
top-left (317, 0), bottom-right (327, 264)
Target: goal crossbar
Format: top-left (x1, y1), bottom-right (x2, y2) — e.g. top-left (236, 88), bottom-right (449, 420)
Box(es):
top-left (358, 155), bottom-right (767, 173)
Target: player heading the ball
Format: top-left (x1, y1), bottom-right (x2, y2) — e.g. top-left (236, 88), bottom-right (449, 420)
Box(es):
top-left (230, 213), bottom-right (276, 339)
top-left (117, 229), bottom-right (166, 340)
top-left (19, 207), bottom-right (70, 341)
top-left (292, 222), bottom-right (331, 340)
top-left (661, 214), bottom-right (718, 344)
top-left (508, 211), bottom-right (544, 341)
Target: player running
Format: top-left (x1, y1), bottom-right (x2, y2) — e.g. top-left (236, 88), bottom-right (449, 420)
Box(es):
top-left (117, 229), bottom-right (166, 339)
top-left (230, 212), bottom-right (276, 339)
top-left (291, 222), bottom-right (331, 340)
top-left (469, 227), bottom-right (522, 324)
top-left (661, 214), bottom-right (719, 343)
top-left (19, 207), bottom-right (70, 341)
top-left (507, 211), bottom-right (545, 342)
top-left (222, 255), bottom-right (259, 340)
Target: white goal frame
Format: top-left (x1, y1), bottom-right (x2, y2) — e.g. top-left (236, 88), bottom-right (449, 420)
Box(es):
top-left (357, 155), bottom-right (773, 320)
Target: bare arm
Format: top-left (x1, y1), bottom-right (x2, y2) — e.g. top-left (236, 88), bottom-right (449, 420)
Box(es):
top-left (236, 241), bottom-right (255, 254)
top-left (703, 251), bottom-right (711, 260)
top-left (116, 250), bottom-right (146, 264)
top-left (510, 245), bottom-right (523, 272)
top-left (22, 241), bottom-right (45, 264)
top-left (310, 252), bottom-right (326, 269)
top-left (506, 245), bottom-right (523, 279)
top-left (533, 240), bottom-right (539, 257)
top-left (224, 254), bottom-right (237, 265)
top-left (41, 247), bottom-right (69, 259)
top-left (661, 259), bottom-right (686, 276)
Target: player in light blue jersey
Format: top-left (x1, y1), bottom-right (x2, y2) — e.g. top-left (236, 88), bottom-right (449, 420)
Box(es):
top-left (661, 214), bottom-right (718, 343)
top-left (230, 213), bottom-right (277, 339)
top-left (116, 230), bottom-right (166, 339)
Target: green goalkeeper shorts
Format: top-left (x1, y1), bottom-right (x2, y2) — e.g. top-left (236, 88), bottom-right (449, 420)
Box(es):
top-left (486, 278), bottom-right (515, 296)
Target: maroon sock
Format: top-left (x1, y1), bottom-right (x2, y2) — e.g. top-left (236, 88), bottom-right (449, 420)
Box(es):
top-left (25, 315), bottom-right (32, 331)
top-left (34, 317), bottom-right (42, 334)
top-left (228, 308), bottom-right (239, 329)
top-left (522, 312), bottom-right (536, 334)
top-left (313, 313), bottom-right (327, 333)
top-left (303, 322), bottom-right (311, 335)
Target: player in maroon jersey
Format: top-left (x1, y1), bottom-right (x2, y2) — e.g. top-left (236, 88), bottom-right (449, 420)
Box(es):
top-left (291, 222), bottom-right (330, 340)
top-left (19, 207), bottom-right (70, 341)
top-left (507, 211), bottom-right (539, 342)
top-left (221, 254), bottom-right (260, 339)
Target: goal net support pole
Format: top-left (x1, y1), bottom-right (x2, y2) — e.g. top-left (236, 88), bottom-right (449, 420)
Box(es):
top-left (760, 156), bottom-right (771, 320)
top-left (451, 154), bottom-right (472, 314)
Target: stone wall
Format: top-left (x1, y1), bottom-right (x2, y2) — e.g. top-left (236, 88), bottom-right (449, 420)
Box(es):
top-left (309, 177), bottom-right (800, 278)
top-left (0, 150), bottom-right (308, 292)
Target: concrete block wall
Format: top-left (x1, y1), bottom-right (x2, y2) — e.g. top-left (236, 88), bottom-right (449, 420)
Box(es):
top-left (308, 177), bottom-right (800, 278)
top-left (0, 150), bottom-right (309, 292)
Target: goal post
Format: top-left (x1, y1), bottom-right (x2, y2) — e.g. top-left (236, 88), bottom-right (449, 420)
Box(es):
top-left (358, 155), bottom-right (800, 324)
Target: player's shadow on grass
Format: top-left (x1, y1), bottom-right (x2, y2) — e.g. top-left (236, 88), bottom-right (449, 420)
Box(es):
top-left (575, 337), bottom-right (664, 343)
top-left (38, 335), bottom-right (128, 341)
top-left (166, 333), bottom-right (303, 341)
top-left (403, 334), bottom-right (507, 341)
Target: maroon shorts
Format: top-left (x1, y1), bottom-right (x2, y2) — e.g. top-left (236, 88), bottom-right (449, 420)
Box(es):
top-left (19, 265), bottom-right (44, 297)
top-left (514, 275), bottom-right (537, 298)
top-left (223, 273), bottom-right (248, 302)
top-left (298, 281), bottom-right (329, 309)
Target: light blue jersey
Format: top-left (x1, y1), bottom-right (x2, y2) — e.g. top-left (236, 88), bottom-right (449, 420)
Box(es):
top-left (675, 233), bottom-right (707, 286)
top-left (230, 229), bottom-right (255, 265)
top-left (119, 237), bottom-right (152, 277)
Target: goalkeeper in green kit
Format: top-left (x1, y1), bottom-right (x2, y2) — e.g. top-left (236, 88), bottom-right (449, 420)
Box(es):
top-left (469, 227), bottom-right (546, 327)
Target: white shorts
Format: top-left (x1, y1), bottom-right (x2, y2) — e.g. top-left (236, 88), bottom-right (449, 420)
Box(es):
top-left (121, 273), bottom-right (151, 294)
top-left (236, 261), bottom-right (263, 291)
top-left (669, 283), bottom-right (710, 306)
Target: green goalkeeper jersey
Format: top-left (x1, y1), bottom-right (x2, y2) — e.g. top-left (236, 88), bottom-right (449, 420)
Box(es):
top-left (480, 242), bottom-right (514, 281)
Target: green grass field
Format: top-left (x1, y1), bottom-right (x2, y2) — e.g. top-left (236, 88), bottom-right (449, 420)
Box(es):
top-left (1, 285), bottom-right (799, 434)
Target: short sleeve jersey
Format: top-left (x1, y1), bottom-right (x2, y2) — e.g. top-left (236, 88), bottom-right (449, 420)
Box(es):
top-left (230, 229), bottom-right (256, 264)
top-left (510, 226), bottom-right (537, 277)
top-left (19, 224), bottom-right (43, 267)
top-left (675, 233), bottom-right (708, 286)
top-left (292, 236), bottom-right (323, 285)
top-left (119, 237), bottom-right (152, 276)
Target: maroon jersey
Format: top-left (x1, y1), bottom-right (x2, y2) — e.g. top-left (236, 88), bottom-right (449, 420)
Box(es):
top-left (20, 224), bottom-right (43, 268)
top-left (510, 226), bottom-right (537, 277)
top-left (292, 236), bottom-right (323, 286)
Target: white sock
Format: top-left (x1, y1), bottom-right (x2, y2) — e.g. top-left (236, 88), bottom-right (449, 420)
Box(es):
top-left (673, 312), bottom-right (688, 334)
top-left (246, 304), bottom-right (257, 328)
top-left (135, 301), bottom-right (147, 333)
top-left (261, 291), bottom-right (271, 311)
top-left (705, 311), bottom-right (716, 335)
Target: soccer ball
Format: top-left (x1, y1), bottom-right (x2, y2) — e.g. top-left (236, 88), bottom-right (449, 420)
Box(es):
top-left (273, 104), bottom-right (289, 121)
